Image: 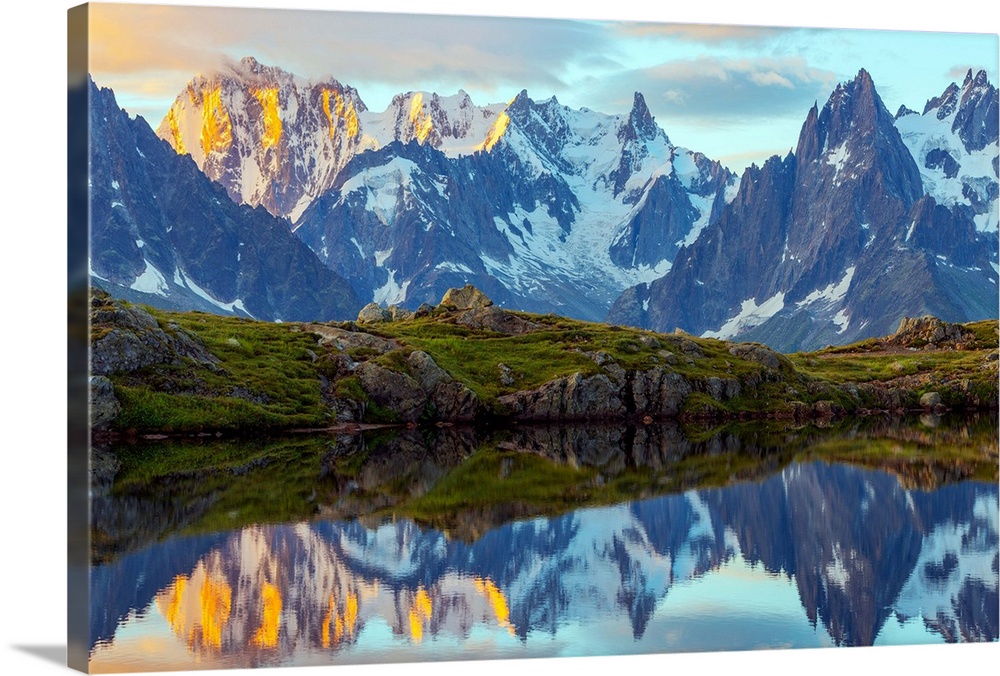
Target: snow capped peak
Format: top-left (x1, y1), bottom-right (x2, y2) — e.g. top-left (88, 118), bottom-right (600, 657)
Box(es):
top-left (369, 88), bottom-right (508, 157)
top-left (896, 68), bottom-right (998, 233)
top-left (211, 55), bottom-right (312, 90)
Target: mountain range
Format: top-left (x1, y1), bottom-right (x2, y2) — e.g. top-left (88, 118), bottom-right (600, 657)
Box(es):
top-left (88, 59), bottom-right (998, 350)
top-left (608, 68), bottom-right (999, 350)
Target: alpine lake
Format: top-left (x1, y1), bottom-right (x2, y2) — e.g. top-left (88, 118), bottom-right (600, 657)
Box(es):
top-left (88, 414), bottom-right (998, 671)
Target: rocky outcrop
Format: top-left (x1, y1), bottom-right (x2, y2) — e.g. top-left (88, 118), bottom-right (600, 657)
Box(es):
top-left (305, 324), bottom-right (399, 354)
top-left (357, 303), bottom-right (413, 324)
top-left (357, 302), bottom-right (391, 324)
top-left (90, 376), bottom-right (121, 429)
top-left (888, 316), bottom-right (977, 349)
top-left (345, 350), bottom-right (480, 423)
top-left (631, 368), bottom-right (694, 418)
top-left (455, 306), bottom-right (539, 335)
top-left (407, 350), bottom-right (479, 421)
top-left (348, 286), bottom-right (541, 336)
top-left (354, 362), bottom-right (428, 422)
top-left (440, 285), bottom-right (493, 310)
top-left (90, 293), bottom-right (218, 375)
top-left (498, 373), bottom-right (625, 420)
top-left (428, 381), bottom-right (480, 421)
top-left (728, 343), bottom-right (788, 371)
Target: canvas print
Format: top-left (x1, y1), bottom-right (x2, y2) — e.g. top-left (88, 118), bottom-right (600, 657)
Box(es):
top-left (68, 1), bottom-right (999, 672)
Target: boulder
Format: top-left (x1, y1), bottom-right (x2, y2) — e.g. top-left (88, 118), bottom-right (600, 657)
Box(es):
top-left (728, 343), bottom-right (785, 371)
top-left (357, 302), bottom-right (390, 324)
top-left (639, 335), bottom-right (662, 349)
top-left (387, 305), bottom-right (413, 321)
top-left (429, 381), bottom-right (479, 421)
top-left (497, 363), bottom-right (515, 387)
top-left (354, 362), bottom-right (428, 423)
top-left (90, 298), bottom-right (218, 375)
top-left (407, 350), bottom-right (450, 392)
top-left (455, 306), bottom-right (539, 335)
top-left (919, 391), bottom-right (944, 409)
top-left (406, 351), bottom-right (480, 420)
top-left (304, 324), bottom-right (398, 354)
top-left (440, 285), bottom-right (493, 310)
top-left (890, 316), bottom-right (973, 348)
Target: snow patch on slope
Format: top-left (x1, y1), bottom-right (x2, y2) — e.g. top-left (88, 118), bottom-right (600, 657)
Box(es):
top-left (130, 260), bottom-right (169, 296)
top-left (176, 268), bottom-right (253, 317)
top-left (702, 292), bottom-right (786, 340)
top-left (799, 266), bottom-right (856, 306)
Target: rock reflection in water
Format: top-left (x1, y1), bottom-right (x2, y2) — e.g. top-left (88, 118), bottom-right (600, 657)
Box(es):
top-left (89, 418), bottom-right (998, 670)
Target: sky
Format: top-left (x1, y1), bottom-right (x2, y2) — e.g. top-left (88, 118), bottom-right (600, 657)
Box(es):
top-left (85, 1), bottom-right (999, 171)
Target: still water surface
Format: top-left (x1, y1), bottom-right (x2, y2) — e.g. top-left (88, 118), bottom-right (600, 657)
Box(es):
top-left (88, 418), bottom-right (999, 671)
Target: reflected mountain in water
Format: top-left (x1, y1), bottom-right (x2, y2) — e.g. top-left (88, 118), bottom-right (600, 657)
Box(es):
top-left (89, 430), bottom-right (998, 670)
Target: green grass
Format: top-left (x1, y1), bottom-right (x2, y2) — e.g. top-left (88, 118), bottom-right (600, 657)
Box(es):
top-left (789, 350), bottom-right (987, 384)
top-left (98, 300), bottom-right (997, 433)
top-left (108, 309), bottom-right (334, 432)
top-left (113, 387), bottom-right (290, 432)
top-left (795, 435), bottom-right (998, 484)
top-left (372, 312), bottom-right (766, 405)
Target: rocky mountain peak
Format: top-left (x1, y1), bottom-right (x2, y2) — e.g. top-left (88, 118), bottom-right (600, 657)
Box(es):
top-left (924, 82), bottom-right (961, 118)
top-left (962, 68), bottom-right (991, 90)
top-left (796, 68), bottom-right (893, 164)
top-left (504, 89), bottom-right (533, 122)
top-left (621, 92), bottom-right (660, 143)
top-left (225, 55), bottom-right (299, 86)
top-left (955, 69), bottom-right (998, 152)
top-left (238, 55), bottom-right (264, 73)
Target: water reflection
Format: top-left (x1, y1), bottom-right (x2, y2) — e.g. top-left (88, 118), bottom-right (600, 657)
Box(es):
top-left (89, 418), bottom-right (999, 671)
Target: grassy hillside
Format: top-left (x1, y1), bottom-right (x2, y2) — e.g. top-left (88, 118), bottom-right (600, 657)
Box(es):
top-left (91, 292), bottom-right (998, 434)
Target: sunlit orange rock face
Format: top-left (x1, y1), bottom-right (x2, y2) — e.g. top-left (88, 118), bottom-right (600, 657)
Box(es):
top-left (476, 110), bottom-right (510, 151)
top-left (408, 92), bottom-right (434, 144)
top-left (251, 87), bottom-right (283, 151)
top-left (196, 85), bottom-right (233, 156)
top-left (322, 89), bottom-right (360, 140)
top-left (163, 84), bottom-right (234, 159)
top-left (165, 106), bottom-right (186, 155)
top-left (154, 58), bottom-right (513, 219)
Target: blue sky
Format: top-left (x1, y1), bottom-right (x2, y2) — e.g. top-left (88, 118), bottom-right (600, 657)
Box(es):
top-left (89, 1), bottom-right (999, 171)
